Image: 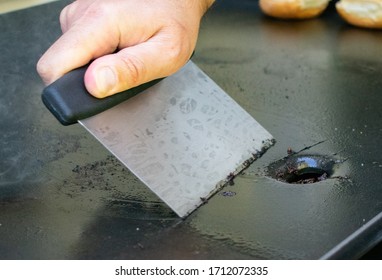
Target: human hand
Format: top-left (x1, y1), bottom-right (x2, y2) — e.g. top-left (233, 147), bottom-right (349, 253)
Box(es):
top-left (37, 0), bottom-right (214, 98)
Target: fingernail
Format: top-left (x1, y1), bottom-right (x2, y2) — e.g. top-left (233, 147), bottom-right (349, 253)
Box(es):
top-left (95, 66), bottom-right (116, 96)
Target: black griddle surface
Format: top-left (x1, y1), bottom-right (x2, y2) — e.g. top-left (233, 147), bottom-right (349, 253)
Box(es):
top-left (0, 0), bottom-right (381, 259)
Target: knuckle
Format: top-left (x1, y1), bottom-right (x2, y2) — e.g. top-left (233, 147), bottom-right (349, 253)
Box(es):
top-left (59, 6), bottom-right (67, 25)
top-left (36, 59), bottom-right (51, 84)
top-left (84, 1), bottom-right (112, 20)
top-left (165, 24), bottom-right (195, 67)
top-left (59, 2), bottom-right (77, 31)
top-left (167, 40), bottom-right (185, 62)
top-left (120, 55), bottom-right (146, 86)
top-left (59, 7), bottom-right (69, 31)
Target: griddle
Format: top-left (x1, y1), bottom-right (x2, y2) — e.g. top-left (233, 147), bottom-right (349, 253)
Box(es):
top-left (0, 0), bottom-right (381, 259)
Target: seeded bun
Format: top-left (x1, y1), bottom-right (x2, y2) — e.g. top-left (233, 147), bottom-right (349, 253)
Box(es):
top-left (336, 0), bottom-right (382, 28)
top-left (259, 0), bottom-right (331, 19)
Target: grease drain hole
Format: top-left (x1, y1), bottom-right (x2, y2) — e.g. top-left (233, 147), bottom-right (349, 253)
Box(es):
top-left (267, 154), bottom-right (339, 184)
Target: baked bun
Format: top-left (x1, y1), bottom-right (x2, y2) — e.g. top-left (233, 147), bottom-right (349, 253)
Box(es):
top-left (336, 0), bottom-right (382, 28)
top-left (259, 0), bottom-right (331, 19)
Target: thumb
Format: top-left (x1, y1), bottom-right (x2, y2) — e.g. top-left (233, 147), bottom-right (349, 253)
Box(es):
top-left (84, 39), bottom-right (190, 98)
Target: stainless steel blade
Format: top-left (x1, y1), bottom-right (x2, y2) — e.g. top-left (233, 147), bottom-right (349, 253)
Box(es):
top-left (79, 61), bottom-right (274, 218)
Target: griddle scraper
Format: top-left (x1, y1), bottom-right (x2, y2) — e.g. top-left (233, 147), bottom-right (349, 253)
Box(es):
top-left (42, 61), bottom-right (274, 218)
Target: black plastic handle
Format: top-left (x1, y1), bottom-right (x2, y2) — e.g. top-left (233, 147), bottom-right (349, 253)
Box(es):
top-left (41, 66), bottom-right (162, 125)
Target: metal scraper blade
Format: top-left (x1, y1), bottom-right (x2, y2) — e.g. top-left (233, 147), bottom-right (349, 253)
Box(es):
top-left (79, 61), bottom-right (274, 218)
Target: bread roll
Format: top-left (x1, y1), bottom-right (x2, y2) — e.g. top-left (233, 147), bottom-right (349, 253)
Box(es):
top-left (259, 0), bottom-right (331, 19)
top-left (336, 0), bottom-right (382, 28)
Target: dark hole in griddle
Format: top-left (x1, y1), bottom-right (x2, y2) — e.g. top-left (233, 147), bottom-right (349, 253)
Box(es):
top-left (284, 168), bottom-right (329, 184)
top-left (267, 154), bottom-right (337, 185)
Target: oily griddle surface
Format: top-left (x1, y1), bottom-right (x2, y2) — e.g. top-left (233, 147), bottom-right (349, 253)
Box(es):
top-left (0, 0), bottom-right (381, 259)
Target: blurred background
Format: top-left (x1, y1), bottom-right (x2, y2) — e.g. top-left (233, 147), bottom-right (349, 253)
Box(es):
top-left (0, 0), bottom-right (58, 14)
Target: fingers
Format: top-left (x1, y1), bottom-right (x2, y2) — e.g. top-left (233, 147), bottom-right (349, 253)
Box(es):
top-left (37, 0), bottom-right (200, 99)
top-left (37, 3), bottom-right (119, 85)
top-left (84, 34), bottom-right (193, 98)
top-left (59, 0), bottom-right (100, 32)
top-left (59, 2), bottom-right (76, 33)
top-left (37, 25), bottom-right (118, 85)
